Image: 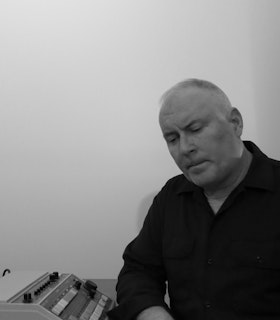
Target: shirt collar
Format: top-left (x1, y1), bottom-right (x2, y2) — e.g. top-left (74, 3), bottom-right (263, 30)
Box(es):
top-left (241, 141), bottom-right (275, 191)
top-left (176, 178), bottom-right (199, 194)
top-left (176, 141), bottom-right (275, 195)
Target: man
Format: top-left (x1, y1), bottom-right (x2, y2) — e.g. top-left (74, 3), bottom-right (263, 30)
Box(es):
top-left (108, 79), bottom-right (280, 319)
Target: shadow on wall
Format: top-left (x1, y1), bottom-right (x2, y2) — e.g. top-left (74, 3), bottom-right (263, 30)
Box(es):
top-left (136, 191), bottom-right (158, 232)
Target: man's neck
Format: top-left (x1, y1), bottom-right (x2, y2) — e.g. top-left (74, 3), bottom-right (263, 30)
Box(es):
top-left (204, 145), bottom-right (252, 201)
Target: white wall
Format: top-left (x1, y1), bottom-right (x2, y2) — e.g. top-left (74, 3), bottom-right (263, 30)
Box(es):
top-left (0, 0), bottom-right (279, 278)
top-left (249, 0), bottom-right (280, 158)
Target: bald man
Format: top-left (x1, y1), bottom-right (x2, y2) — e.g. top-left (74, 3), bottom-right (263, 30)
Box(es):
top-left (108, 79), bottom-right (280, 320)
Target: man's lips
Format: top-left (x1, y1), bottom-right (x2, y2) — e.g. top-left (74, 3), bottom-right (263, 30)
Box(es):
top-left (187, 160), bottom-right (208, 170)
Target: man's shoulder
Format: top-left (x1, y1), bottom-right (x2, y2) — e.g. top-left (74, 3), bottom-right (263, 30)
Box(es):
top-left (267, 156), bottom-right (280, 168)
top-left (165, 174), bottom-right (186, 185)
top-left (256, 154), bottom-right (280, 191)
top-left (246, 141), bottom-right (280, 186)
top-left (160, 174), bottom-right (194, 194)
top-left (267, 156), bottom-right (280, 178)
top-left (247, 141), bottom-right (280, 171)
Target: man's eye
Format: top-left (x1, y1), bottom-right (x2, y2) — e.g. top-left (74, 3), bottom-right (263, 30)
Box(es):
top-left (167, 137), bottom-right (177, 144)
top-left (190, 126), bottom-right (202, 132)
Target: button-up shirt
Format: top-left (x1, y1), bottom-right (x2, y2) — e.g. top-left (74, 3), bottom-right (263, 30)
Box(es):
top-left (108, 141), bottom-right (280, 320)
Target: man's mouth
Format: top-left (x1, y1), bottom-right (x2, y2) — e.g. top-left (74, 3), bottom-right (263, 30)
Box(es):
top-left (188, 161), bottom-right (207, 170)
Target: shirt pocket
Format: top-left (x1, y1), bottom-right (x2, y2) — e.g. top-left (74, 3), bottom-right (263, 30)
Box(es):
top-left (231, 240), bottom-right (280, 315)
top-left (231, 239), bottom-right (280, 269)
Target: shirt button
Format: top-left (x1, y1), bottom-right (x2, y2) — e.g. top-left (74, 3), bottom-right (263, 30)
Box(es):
top-left (207, 258), bottom-right (213, 265)
top-left (256, 256), bottom-right (263, 264)
top-left (204, 301), bottom-right (211, 309)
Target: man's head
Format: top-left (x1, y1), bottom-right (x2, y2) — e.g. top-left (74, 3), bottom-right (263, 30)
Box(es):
top-left (159, 78), bottom-right (245, 194)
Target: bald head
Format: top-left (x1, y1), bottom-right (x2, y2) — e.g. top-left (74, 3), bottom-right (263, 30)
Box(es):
top-left (160, 78), bottom-right (233, 119)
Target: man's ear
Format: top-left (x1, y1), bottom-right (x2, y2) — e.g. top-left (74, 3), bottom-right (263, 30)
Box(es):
top-left (229, 107), bottom-right (243, 137)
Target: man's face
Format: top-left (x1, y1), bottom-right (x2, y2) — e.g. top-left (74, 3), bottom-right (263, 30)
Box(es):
top-left (159, 87), bottom-right (243, 192)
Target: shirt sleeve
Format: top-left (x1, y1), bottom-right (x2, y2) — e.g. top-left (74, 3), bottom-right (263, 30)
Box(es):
top-left (107, 193), bottom-right (172, 320)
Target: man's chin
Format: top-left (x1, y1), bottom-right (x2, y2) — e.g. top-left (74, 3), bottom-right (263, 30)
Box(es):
top-left (185, 173), bottom-right (214, 189)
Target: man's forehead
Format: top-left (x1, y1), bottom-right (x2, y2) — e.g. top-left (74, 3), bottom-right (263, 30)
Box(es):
top-left (160, 86), bottom-right (220, 116)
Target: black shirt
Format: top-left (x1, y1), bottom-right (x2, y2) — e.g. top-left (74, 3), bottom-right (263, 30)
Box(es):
top-left (108, 141), bottom-right (280, 320)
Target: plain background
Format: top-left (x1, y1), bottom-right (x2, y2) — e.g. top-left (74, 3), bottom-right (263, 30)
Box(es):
top-left (0, 0), bottom-right (280, 278)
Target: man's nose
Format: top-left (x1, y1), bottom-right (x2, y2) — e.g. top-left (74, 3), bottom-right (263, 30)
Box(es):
top-left (179, 134), bottom-right (195, 155)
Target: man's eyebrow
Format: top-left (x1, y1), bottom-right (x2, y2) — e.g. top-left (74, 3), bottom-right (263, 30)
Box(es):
top-left (180, 119), bottom-right (203, 131)
top-left (162, 131), bottom-right (176, 139)
top-left (184, 119), bottom-right (200, 128)
top-left (162, 120), bottom-right (202, 135)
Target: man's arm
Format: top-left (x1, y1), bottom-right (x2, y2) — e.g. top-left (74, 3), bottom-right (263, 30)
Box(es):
top-left (108, 194), bottom-right (171, 320)
top-left (136, 306), bottom-right (175, 320)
